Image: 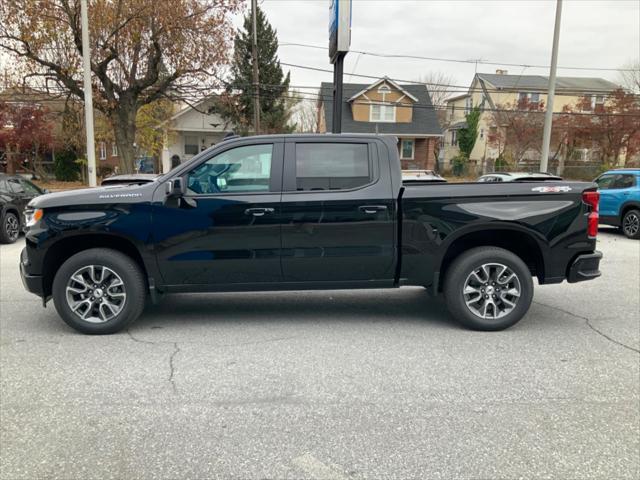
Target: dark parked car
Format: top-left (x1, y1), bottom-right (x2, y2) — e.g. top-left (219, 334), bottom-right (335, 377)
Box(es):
top-left (20, 134), bottom-right (602, 334)
top-left (0, 174), bottom-right (46, 243)
top-left (101, 173), bottom-right (159, 186)
top-left (477, 172), bottom-right (563, 182)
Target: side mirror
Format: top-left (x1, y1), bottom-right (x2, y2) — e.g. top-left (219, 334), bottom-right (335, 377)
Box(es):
top-left (165, 177), bottom-right (186, 197)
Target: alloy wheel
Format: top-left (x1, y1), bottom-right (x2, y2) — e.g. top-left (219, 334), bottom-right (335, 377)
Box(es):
top-left (463, 263), bottom-right (522, 320)
top-left (5, 214), bottom-right (19, 241)
top-left (65, 265), bottom-right (127, 323)
top-left (623, 212), bottom-right (639, 237)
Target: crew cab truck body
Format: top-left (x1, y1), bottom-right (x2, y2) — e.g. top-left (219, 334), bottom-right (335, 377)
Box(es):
top-left (20, 134), bottom-right (602, 334)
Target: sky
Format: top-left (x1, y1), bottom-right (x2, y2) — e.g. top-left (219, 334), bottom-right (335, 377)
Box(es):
top-left (254, 0), bottom-right (640, 94)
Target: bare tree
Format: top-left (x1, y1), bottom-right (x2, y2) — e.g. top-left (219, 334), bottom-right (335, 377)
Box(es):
top-left (291, 93), bottom-right (318, 133)
top-left (419, 71), bottom-right (456, 108)
top-left (617, 60), bottom-right (640, 94)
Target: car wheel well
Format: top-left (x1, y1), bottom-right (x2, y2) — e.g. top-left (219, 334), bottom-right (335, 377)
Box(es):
top-left (42, 235), bottom-right (147, 298)
top-left (621, 204), bottom-right (640, 220)
top-left (439, 230), bottom-right (543, 292)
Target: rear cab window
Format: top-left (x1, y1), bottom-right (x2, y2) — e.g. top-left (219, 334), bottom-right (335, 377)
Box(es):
top-left (291, 143), bottom-right (373, 191)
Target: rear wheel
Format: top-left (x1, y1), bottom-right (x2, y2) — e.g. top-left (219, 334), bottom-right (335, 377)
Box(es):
top-left (0, 211), bottom-right (20, 244)
top-left (444, 247), bottom-right (534, 331)
top-left (52, 248), bottom-right (146, 334)
top-left (621, 209), bottom-right (640, 239)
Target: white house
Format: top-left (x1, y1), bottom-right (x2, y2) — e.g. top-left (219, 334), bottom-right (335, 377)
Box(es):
top-left (160, 98), bottom-right (242, 173)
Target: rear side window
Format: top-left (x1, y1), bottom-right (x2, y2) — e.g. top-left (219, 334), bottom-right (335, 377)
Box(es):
top-left (613, 174), bottom-right (636, 189)
top-left (294, 143), bottom-right (371, 191)
top-left (0, 180), bottom-right (8, 194)
top-left (7, 179), bottom-right (24, 193)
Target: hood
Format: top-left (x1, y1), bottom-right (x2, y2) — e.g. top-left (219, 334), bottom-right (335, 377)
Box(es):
top-left (29, 182), bottom-right (157, 209)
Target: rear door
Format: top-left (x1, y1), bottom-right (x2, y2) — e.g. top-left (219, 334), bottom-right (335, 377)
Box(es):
top-left (153, 139), bottom-right (284, 286)
top-left (597, 173), bottom-right (636, 217)
top-left (280, 138), bottom-right (395, 284)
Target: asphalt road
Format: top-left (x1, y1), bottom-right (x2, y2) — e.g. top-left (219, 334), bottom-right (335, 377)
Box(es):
top-left (1, 229), bottom-right (638, 479)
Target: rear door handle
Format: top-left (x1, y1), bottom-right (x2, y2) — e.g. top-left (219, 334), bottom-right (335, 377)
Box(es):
top-left (359, 205), bottom-right (388, 214)
top-left (244, 207), bottom-right (275, 217)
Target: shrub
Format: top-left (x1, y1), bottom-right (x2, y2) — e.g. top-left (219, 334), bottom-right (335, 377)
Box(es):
top-left (53, 149), bottom-right (80, 181)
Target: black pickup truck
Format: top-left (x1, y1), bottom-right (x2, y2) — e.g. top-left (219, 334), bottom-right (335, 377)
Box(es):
top-left (20, 134), bottom-right (602, 334)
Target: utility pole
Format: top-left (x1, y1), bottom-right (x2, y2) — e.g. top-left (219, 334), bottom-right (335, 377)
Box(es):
top-left (251, 0), bottom-right (261, 135)
top-left (332, 52), bottom-right (345, 133)
top-left (80, 0), bottom-right (97, 187)
top-left (540, 0), bottom-right (563, 173)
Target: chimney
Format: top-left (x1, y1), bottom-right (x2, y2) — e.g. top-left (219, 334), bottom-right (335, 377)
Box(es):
top-left (495, 69), bottom-right (508, 75)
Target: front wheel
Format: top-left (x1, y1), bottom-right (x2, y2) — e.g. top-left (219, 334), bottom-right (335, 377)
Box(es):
top-left (444, 247), bottom-right (534, 331)
top-left (622, 209), bottom-right (640, 239)
top-left (1, 212), bottom-right (20, 244)
top-left (52, 248), bottom-right (146, 334)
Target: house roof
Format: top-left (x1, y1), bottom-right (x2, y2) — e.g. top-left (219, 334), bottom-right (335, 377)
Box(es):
top-left (347, 77), bottom-right (419, 103)
top-left (320, 82), bottom-right (442, 136)
top-left (476, 73), bottom-right (621, 93)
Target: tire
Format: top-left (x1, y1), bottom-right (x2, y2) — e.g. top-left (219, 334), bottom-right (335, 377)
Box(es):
top-left (443, 247), bottom-right (534, 331)
top-left (52, 248), bottom-right (146, 334)
top-left (0, 211), bottom-right (20, 244)
top-left (621, 209), bottom-right (640, 240)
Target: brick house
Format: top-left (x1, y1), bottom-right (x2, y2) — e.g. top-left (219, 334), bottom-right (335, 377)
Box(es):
top-left (317, 77), bottom-right (442, 170)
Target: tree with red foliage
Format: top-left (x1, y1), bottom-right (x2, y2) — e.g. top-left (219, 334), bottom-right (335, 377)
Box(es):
top-left (0, 101), bottom-right (54, 175)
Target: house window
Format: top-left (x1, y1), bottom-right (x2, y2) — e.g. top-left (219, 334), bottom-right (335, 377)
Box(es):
top-left (370, 103), bottom-right (395, 122)
top-left (530, 93), bottom-right (540, 106)
top-left (480, 128), bottom-right (484, 139)
top-left (111, 143), bottom-right (118, 157)
top-left (400, 139), bottom-right (415, 160)
top-left (98, 142), bottom-right (106, 160)
top-left (465, 97), bottom-right (472, 114)
top-left (592, 95), bottom-right (605, 112)
top-left (518, 92), bottom-right (540, 108)
top-left (184, 135), bottom-right (199, 155)
top-left (451, 130), bottom-right (458, 146)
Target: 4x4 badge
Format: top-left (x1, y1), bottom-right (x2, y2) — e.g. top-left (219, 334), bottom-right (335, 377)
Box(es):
top-left (531, 186), bottom-right (572, 193)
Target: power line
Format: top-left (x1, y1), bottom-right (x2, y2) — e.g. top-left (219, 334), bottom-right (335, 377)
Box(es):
top-left (280, 42), bottom-right (639, 73)
top-left (279, 62), bottom-right (637, 97)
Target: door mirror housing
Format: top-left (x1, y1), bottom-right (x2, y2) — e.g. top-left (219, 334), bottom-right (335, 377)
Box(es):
top-left (165, 177), bottom-right (186, 197)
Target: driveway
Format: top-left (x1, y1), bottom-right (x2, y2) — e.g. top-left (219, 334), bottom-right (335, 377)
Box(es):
top-left (1, 229), bottom-right (638, 479)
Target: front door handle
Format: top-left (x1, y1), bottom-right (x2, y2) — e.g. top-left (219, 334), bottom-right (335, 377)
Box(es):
top-left (244, 207), bottom-right (275, 217)
top-left (359, 205), bottom-right (388, 214)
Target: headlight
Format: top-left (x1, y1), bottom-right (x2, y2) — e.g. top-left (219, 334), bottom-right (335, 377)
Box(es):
top-left (25, 208), bottom-right (43, 228)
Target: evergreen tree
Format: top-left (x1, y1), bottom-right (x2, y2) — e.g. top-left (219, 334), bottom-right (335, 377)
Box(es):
top-left (219, 6), bottom-right (293, 134)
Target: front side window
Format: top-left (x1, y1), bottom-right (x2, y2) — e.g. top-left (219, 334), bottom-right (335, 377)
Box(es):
top-left (295, 143), bottom-right (371, 191)
top-left (370, 104), bottom-right (395, 122)
top-left (187, 143), bottom-right (272, 194)
top-left (596, 174), bottom-right (616, 190)
top-left (400, 139), bottom-right (414, 159)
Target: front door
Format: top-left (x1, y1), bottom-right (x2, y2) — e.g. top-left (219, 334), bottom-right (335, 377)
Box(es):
top-left (280, 138), bottom-right (396, 284)
top-left (153, 140), bottom-right (284, 286)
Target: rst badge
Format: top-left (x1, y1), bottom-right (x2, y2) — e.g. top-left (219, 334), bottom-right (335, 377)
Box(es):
top-left (531, 186), bottom-right (572, 193)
